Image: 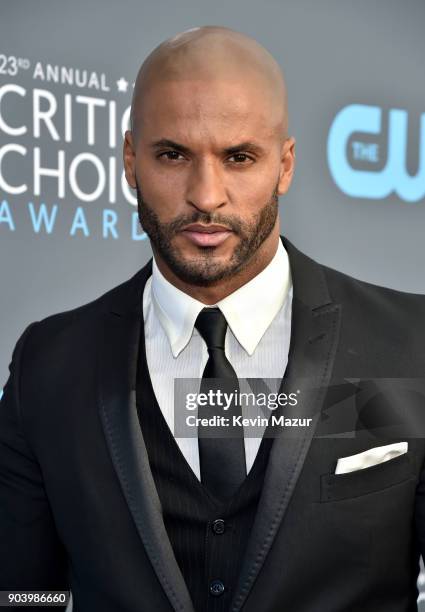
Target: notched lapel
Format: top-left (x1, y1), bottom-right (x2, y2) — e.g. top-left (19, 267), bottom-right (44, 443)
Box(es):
top-left (97, 265), bottom-right (195, 612)
top-left (230, 238), bottom-right (342, 612)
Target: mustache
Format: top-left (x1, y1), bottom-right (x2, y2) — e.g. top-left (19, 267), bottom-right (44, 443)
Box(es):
top-left (166, 213), bottom-right (243, 235)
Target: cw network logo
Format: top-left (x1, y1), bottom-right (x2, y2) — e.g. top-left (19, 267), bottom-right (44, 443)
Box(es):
top-left (327, 104), bottom-right (425, 202)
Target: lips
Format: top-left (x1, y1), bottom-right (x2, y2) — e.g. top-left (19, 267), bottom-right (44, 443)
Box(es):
top-left (181, 224), bottom-right (233, 247)
top-left (182, 223), bottom-right (232, 233)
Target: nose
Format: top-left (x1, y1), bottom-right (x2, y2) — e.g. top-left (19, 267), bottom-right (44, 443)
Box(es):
top-left (185, 158), bottom-right (227, 212)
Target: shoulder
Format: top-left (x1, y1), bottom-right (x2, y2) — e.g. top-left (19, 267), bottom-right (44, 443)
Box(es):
top-left (282, 235), bottom-right (425, 320)
top-left (19, 260), bottom-right (152, 364)
top-left (317, 261), bottom-right (425, 374)
top-left (321, 261), bottom-right (425, 319)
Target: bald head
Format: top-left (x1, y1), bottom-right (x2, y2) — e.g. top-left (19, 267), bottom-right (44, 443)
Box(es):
top-left (130, 26), bottom-right (288, 144)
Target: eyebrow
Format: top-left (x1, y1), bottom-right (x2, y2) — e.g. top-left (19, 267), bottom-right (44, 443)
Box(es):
top-left (149, 138), bottom-right (265, 156)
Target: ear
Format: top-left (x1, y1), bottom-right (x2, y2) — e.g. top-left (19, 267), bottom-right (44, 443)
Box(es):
top-left (123, 130), bottom-right (137, 189)
top-left (277, 136), bottom-right (296, 196)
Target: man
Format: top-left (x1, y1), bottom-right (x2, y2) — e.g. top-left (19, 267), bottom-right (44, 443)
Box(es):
top-left (1, 25), bottom-right (425, 612)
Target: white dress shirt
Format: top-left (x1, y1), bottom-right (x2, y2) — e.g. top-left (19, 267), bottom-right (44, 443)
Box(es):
top-left (142, 238), bottom-right (293, 480)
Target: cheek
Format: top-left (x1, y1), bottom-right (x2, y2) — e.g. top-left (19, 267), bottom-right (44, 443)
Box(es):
top-left (227, 158), bottom-right (279, 201)
top-left (138, 162), bottom-right (186, 216)
top-left (228, 175), bottom-right (277, 213)
top-left (138, 163), bottom-right (175, 196)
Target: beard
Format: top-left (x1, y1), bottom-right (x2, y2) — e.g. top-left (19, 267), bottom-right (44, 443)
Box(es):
top-left (135, 180), bottom-right (279, 287)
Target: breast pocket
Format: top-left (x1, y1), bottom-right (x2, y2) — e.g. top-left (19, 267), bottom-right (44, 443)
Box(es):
top-left (320, 450), bottom-right (416, 502)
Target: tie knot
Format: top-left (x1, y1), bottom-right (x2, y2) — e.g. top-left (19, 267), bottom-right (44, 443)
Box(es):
top-left (194, 307), bottom-right (228, 350)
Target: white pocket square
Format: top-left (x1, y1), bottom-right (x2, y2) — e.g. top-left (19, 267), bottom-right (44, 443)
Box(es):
top-left (335, 442), bottom-right (408, 475)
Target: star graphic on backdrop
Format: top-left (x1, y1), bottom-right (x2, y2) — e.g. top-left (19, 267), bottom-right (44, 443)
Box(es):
top-left (116, 77), bottom-right (129, 92)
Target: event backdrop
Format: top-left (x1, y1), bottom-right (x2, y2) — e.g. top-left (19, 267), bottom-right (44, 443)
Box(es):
top-left (1, 0), bottom-right (424, 608)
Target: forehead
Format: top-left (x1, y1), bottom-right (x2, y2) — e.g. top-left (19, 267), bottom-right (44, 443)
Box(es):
top-left (137, 78), bottom-right (281, 143)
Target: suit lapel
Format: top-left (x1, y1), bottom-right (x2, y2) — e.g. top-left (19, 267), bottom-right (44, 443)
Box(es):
top-left (97, 261), bottom-right (196, 612)
top-left (230, 236), bottom-right (342, 612)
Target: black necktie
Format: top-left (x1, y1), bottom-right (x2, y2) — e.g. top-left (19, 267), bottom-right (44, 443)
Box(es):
top-left (194, 307), bottom-right (247, 499)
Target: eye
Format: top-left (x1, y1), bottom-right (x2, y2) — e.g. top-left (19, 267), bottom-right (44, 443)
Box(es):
top-left (227, 153), bottom-right (254, 164)
top-left (157, 150), bottom-right (185, 161)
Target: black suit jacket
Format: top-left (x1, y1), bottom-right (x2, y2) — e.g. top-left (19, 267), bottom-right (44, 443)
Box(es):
top-left (1, 235), bottom-right (425, 612)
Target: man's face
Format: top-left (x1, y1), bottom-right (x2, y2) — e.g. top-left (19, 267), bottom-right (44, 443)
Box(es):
top-left (124, 78), bottom-right (294, 286)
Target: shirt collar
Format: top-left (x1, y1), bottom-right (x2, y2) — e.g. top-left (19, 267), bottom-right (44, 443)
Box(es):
top-left (151, 237), bottom-right (292, 357)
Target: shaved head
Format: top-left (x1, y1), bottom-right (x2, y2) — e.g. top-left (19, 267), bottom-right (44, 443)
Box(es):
top-left (130, 25), bottom-right (288, 144)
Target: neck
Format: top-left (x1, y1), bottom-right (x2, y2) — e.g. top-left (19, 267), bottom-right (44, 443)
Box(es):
top-left (152, 225), bottom-right (280, 304)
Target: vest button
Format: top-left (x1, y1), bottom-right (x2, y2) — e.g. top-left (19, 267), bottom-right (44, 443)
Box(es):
top-left (209, 579), bottom-right (225, 596)
top-left (212, 519), bottom-right (225, 535)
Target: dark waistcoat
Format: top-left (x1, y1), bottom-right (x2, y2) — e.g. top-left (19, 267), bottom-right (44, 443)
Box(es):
top-left (136, 326), bottom-right (274, 612)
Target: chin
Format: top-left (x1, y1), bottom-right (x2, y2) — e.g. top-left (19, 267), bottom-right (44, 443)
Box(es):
top-left (185, 248), bottom-right (235, 265)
